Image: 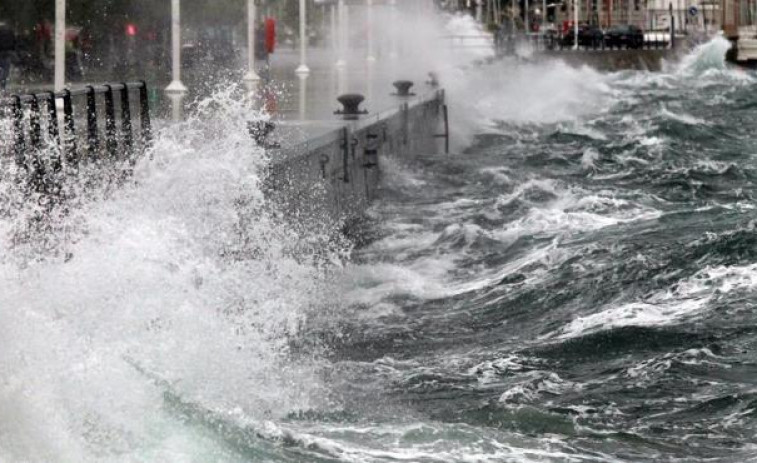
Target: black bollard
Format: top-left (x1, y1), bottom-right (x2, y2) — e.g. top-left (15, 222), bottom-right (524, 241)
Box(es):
top-left (335, 94), bottom-right (368, 120)
top-left (392, 80), bottom-right (415, 97)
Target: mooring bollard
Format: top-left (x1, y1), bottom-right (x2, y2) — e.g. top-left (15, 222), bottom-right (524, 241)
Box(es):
top-left (392, 80), bottom-right (415, 97)
top-left (335, 94), bottom-right (368, 120)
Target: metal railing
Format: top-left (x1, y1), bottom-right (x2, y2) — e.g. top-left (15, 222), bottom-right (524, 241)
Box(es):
top-left (441, 34), bottom-right (496, 49)
top-left (496, 31), bottom-right (675, 53)
top-left (2, 81), bottom-right (151, 165)
top-left (0, 81), bottom-right (152, 205)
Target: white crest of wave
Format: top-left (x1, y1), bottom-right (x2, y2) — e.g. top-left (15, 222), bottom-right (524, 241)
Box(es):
top-left (555, 262), bottom-right (757, 339)
top-left (443, 58), bottom-right (613, 145)
top-left (0, 84), bottom-right (337, 461)
top-left (673, 34), bottom-right (734, 75)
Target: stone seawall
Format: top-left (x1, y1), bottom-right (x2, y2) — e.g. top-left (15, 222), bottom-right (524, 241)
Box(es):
top-left (265, 90), bottom-right (446, 232)
top-left (538, 49), bottom-right (678, 71)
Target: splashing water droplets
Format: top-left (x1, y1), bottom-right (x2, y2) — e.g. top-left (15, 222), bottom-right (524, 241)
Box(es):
top-left (0, 83), bottom-right (339, 462)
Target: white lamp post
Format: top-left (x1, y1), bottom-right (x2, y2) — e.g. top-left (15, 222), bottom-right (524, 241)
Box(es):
top-left (54, 0), bottom-right (65, 92)
top-left (366, 0), bottom-right (376, 62)
top-left (331, 5), bottom-right (339, 56)
top-left (574, 0), bottom-right (579, 49)
top-left (298, 73), bottom-right (308, 119)
top-left (331, 4), bottom-right (338, 54)
top-left (389, 0), bottom-right (398, 59)
top-left (166, 0), bottom-right (188, 93)
top-left (243, 0), bottom-right (261, 84)
top-left (543, 0), bottom-right (547, 26)
top-left (296, 0), bottom-right (310, 75)
top-left (336, 0), bottom-right (347, 67)
top-left (525, 0), bottom-right (530, 33)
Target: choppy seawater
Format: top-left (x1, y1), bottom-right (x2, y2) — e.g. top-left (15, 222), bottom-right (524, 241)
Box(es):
top-left (2, 37), bottom-right (757, 462)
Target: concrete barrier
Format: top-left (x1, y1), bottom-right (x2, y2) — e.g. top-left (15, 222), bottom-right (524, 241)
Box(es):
top-left (265, 89), bottom-right (446, 232)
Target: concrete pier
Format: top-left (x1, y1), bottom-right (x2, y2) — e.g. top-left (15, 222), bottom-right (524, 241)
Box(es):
top-left (260, 48), bottom-right (446, 230)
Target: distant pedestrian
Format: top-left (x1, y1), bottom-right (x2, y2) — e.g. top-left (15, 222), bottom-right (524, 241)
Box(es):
top-left (0, 22), bottom-right (16, 91)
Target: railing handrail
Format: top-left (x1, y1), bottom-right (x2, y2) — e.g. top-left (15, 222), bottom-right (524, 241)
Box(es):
top-left (1, 81), bottom-right (147, 107)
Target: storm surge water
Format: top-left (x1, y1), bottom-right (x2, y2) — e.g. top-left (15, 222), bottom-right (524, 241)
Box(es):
top-left (0, 88), bottom-right (341, 462)
top-left (321, 37), bottom-right (757, 462)
top-left (3, 27), bottom-right (757, 463)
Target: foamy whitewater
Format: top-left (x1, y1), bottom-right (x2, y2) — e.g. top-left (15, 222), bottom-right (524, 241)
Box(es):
top-left (2, 14), bottom-right (757, 463)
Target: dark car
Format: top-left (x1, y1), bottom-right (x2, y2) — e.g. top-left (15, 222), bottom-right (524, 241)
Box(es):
top-left (604, 25), bottom-right (644, 48)
top-left (562, 25), bottom-right (604, 48)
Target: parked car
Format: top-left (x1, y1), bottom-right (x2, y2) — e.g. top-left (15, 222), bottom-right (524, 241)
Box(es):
top-left (561, 24), bottom-right (604, 47)
top-left (604, 25), bottom-right (644, 48)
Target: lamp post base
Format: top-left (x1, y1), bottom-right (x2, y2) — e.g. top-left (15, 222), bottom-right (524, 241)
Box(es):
top-left (165, 80), bottom-right (188, 94)
top-left (243, 70), bottom-right (261, 83)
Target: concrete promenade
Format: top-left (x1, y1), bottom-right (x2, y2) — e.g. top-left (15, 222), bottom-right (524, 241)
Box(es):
top-left (243, 46), bottom-right (445, 158)
top-left (254, 47), bottom-right (446, 228)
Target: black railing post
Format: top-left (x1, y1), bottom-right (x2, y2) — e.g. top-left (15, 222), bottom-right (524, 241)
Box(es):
top-left (12, 95), bottom-right (26, 169)
top-left (103, 84), bottom-right (118, 158)
top-left (62, 89), bottom-right (78, 166)
top-left (86, 85), bottom-right (99, 159)
top-left (45, 92), bottom-right (62, 176)
top-left (46, 92), bottom-right (60, 146)
top-left (29, 95), bottom-right (42, 150)
top-left (28, 95), bottom-right (45, 193)
top-left (120, 83), bottom-right (133, 156)
top-left (139, 81), bottom-right (152, 147)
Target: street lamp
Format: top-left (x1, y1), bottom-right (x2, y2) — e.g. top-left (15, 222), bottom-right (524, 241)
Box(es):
top-left (55, 0), bottom-right (66, 92)
top-left (525, 0), bottom-right (530, 32)
top-left (367, 0), bottom-right (376, 62)
top-left (336, 0), bottom-right (347, 67)
top-left (296, 0), bottom-right (310, 75)
top-left (166, 0), bottom-right (188, 93)
top-left (243, 0), bottom-right (261, 84)
top-left (574, 0), bottom-right (580, 49)
top-left (389, 0), bottom-right (398, 59)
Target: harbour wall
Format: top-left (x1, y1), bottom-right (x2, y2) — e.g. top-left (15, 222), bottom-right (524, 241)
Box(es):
top-left (537, 49), bottom-right (678, 71)
top-left (265, 90), bottom-right (447, 232)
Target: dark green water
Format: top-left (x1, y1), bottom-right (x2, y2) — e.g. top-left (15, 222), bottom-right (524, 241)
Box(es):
top-left (294, 37), bottom-right (757, 462)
